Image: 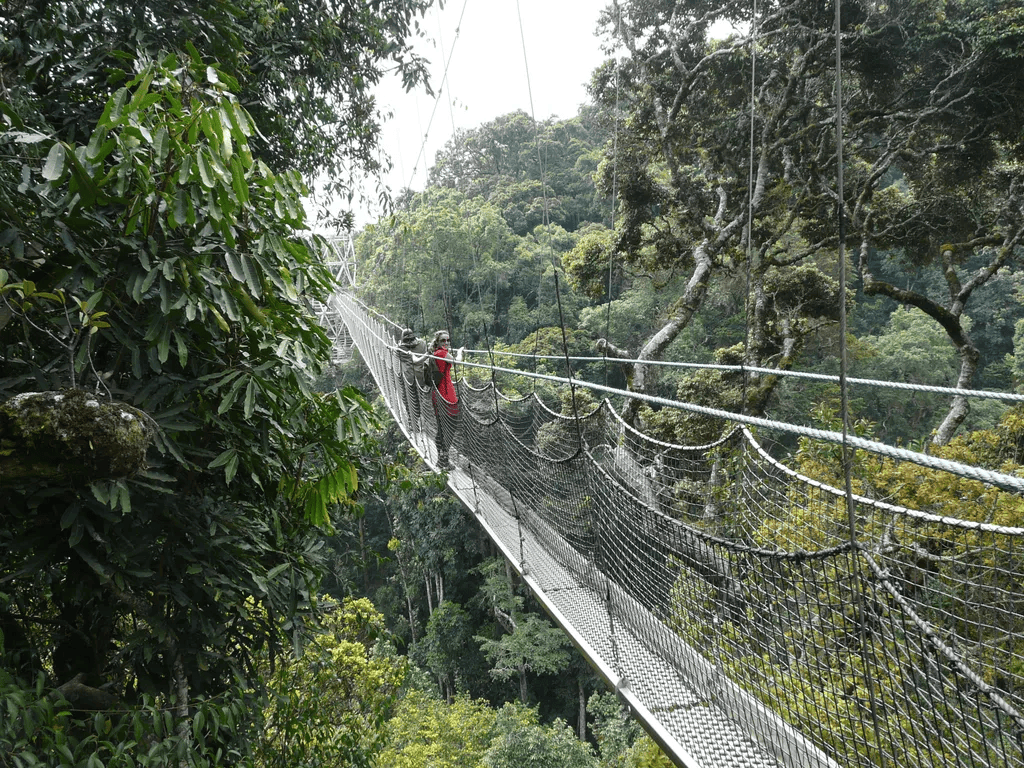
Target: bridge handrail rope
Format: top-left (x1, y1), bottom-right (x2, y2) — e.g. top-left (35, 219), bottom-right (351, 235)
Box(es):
top-left (741, 426), bottom-right (1024, 535)
top-left (457, 348), bottom-right (1024, 403)
top-left (352, 291), bottom-right (1024, 403)
top-left (334, 292), bottom-right (1024, 768)
top-left (354, 289), bottom-right (1024, 537)
top-left (348, 292), bottom-right (1024, 409)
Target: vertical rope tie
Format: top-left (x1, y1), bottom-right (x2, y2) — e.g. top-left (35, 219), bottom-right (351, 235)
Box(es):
top-left (741, 0), bottom-right (758, 418)
top-left (604, 6), bottom-right (623, 388)
top-left (833, 2), bottom-right (886, 758)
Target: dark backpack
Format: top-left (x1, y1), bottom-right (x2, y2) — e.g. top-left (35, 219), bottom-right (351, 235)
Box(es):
top-left (426, 353), bottom-right (443, 387)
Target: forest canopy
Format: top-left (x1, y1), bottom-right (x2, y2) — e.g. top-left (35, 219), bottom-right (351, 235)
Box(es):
top-left (3, 0), bottom-right (1024, 766)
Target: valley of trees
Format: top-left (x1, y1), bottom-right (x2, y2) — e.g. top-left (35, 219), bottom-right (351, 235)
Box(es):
top-left (2, 0), bottom-right (1024, 766)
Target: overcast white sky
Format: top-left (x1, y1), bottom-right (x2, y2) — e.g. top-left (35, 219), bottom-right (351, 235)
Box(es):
top-left (349, 0), bottom-right (611, 227)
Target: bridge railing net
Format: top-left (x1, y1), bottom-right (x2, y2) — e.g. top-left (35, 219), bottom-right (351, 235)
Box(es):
top-left (335, 294), bottom-right (1024, 768)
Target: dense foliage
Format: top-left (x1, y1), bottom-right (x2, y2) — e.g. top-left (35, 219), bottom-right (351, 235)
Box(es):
top-left (0, 0), bottom-right (431, 765)
top-left (581, 0), bottom-right (1024, 438)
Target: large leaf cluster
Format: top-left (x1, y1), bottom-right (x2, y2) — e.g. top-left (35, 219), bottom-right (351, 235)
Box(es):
top-left (0, 0), bottom-right (433, 218)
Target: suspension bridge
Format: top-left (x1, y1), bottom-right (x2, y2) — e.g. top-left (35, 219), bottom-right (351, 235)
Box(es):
top-left (327, 291), bottom-right (1024, 768)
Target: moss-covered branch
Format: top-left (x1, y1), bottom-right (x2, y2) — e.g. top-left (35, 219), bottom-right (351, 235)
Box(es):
top-left (0, 390), bottom-right (152, 483)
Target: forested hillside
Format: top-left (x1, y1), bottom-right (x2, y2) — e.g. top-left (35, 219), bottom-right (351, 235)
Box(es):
top-left (3, 0), bottom-right (1024, 766)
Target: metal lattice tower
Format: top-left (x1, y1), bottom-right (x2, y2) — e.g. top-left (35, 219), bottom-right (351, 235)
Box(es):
top-left (314, 236), bottom-right (356, 364)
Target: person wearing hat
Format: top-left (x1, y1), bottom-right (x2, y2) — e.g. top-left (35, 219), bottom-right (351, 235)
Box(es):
top-left (396, 328), bottom-right (427, 423)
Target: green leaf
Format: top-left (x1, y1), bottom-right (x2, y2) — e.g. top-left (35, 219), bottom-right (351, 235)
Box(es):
top-left (173, 330), bottom-right (188, 368)
top-left (210, 306), bottom-right (230, 332)
top-left (178, 153), bottom-right (192, 184)
top-left (156, 324), bottom-right (170, 363)
top-left (240, 254), bottom-right (261, 298)
top-left (225, 251), bottom-right (246, 282)
top-left (0, 100), bottom-right (25, 129)
top-left (244, 378), bottom-right (256, 419)
top-left (68, 521), bottom-right (84, 548)
top-left (217, 106), bottom-right (233, 161)
top-left (218, 373), bottom-right (248, 414)
top-left (208, 448), bottom-right (236, 469)
top-left (231, 101), bottom-right (253, 137)
top-left (171, 188), bottom-right (189, 228)
top-left (60, 505), bottom-right (78, 530)
top-left (153, 126), bottom-right (169, 163)
top-left (42, 142), bottom-right (67, 181)
top-left (230, 156), bottom-right (249, 204)
top-left (100, 87), bottom-right (129, 126)
top-left (208, 145), bottom-right (232, 184)
top-left (193, 709), bottom-right (206, 740)
top-left (127, 68), bottom-right (154, 111)
top-left (197, 150), bottom-right (215, 188)
top-left (267, 563), bottom-right (289, 580)
top-left (86, 127), bottom-right (114, 162)
top-left (75, 548), bottom-right (109, 580)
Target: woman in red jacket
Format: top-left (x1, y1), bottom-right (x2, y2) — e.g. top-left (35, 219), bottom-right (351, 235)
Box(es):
top-left (428, 330), bottom-right (463, 469)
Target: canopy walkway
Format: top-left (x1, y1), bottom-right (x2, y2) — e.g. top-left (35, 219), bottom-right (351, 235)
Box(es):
top-left (333, 293), bottom-right (1024, 768)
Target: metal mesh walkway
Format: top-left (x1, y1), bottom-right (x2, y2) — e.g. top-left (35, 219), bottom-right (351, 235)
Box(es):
top-left (450, 459), bottom-right (826, 767)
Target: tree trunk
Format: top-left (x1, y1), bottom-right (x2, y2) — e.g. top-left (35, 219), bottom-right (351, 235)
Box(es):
top-left (578, 678), bottom-right (587, 741)
top-left (406, 592), bottom-right (418, 644)
top-left (173, 654), bottom-right (191, 768)
top-left (860, 241), bottom-right (1012, 446)
top-left (933, 343), bottom-right (980, 446)
top-left (624, 240), bottom-right (716, 426)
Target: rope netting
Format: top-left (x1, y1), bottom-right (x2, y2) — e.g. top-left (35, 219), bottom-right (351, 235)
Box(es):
top-left (335, 293), bottom-right (1024, 768)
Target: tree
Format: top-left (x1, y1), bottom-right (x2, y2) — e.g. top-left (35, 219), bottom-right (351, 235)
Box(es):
top-left (355, 188), bottom-right (519, 341)
top-left (860, 240), bottom-right (1024, 444)
top-left (855, 306), bottom-right (962, 442)
top-left (582, 0), bottom-right (843, 429)
top-left (473, 559), bottom-right (571, 705)
top-left (380, 689), bottom-right (498, 768)
top-left (422, 601), bottom-right (478, 702)
top-left (483, 703), bottom-right (598, 768)
top-left (849, 0), bottom-right (1024, 442)
top-left (254, 598), bottom-right (407, 768)
top-left (586, 0), bottom-right (1024, 439)
top-left (428, 109), bottom-right (610, 236)
top-left (0, 0), bottom-right (433, 227)
top-left (0, 0), bottom-right (424, 760)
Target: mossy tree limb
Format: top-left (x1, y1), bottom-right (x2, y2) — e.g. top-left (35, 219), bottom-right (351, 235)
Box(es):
top-left (0, 389), bottom-right (152, 483)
